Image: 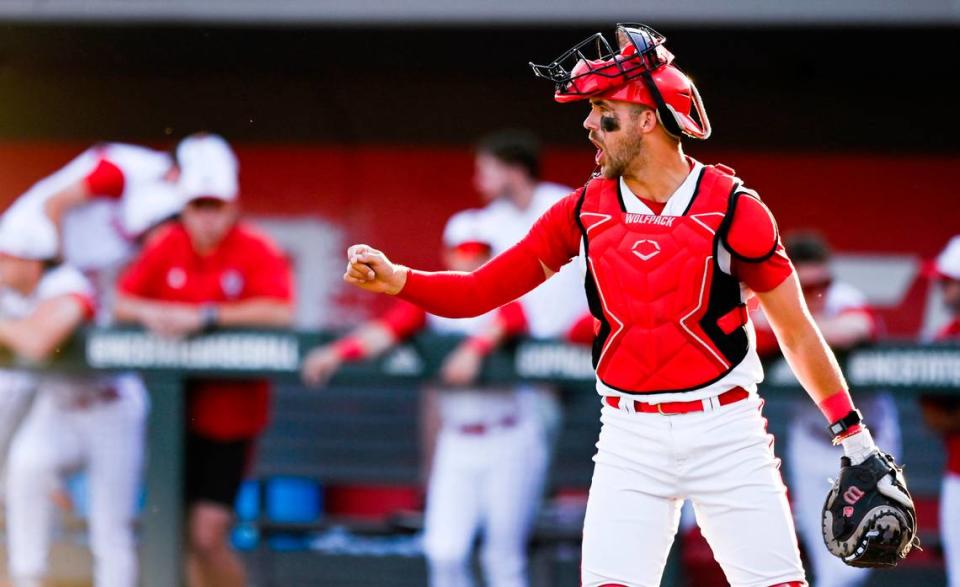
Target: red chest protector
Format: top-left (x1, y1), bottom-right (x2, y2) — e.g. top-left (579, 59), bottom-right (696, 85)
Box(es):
top-left (576, 164), bottom-right (750, 394)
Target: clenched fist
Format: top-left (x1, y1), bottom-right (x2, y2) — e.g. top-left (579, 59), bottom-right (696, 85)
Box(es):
top-left (343, 244), bottom-right (408, 295)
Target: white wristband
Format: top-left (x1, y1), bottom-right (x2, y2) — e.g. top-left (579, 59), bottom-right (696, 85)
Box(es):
top-left (840, 426), bottom-right (878, 465)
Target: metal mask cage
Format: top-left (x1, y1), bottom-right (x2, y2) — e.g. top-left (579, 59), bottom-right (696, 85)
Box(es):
top-left (529, 23), bottom-right (672, 97)
top-left (530, 23), bottom-right (711, 140)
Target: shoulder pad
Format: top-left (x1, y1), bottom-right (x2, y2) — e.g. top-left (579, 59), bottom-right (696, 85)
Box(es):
top-left (724, 192), bottom-right (779, 262)
top-left (712, 163), bottom-right (736, 176)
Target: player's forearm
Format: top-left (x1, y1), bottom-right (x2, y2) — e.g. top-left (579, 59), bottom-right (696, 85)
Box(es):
top-left (214, 298), bottom-right (294, 328)
top-left (337, 322), bottom-right (401, 360)
top-left (113, 294), bottom-right (158, 324)
top-left (0, 304), bottom-right (84, 361)
top-left (42, 181), bottom-right (90, 228)
top-left (457, 319), bottom-right (511, 357)
top-left (398, 241), bottom-right (548, 318)
top-left (778, 321), bottom-right (849, 404)
top-left (0, 321), bottom-right (51, 360)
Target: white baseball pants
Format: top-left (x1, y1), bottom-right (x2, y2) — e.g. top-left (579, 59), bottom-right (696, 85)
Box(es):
top-left (581, 395), bottom-right (806, 587)
top-left (943, 473), bottom-right (960, 587)
top-left (0, 378), bottom-right (34, 505)
top-left (422, 417), bottom-right (549, 587)
top-left (5, 374), bottom-right (147, 587)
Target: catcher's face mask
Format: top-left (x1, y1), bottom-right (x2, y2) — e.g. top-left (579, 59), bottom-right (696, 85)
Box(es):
top-left (530, 23), bottom-right (711, 140)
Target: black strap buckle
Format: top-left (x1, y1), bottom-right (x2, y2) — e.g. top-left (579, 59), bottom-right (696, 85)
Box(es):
top-left (828, 408), bottom-right (863, 438)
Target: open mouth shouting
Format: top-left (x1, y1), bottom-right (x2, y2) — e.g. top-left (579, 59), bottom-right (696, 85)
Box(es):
top-left (590, 136), bottom-right (605, 165)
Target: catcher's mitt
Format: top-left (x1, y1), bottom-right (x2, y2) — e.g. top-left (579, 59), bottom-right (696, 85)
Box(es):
top-left (822, 451), bottom-right (920, 568)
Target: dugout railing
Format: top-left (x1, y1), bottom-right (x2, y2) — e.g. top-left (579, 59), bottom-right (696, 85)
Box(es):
top-left (25, 329), bottom-right (960, 586)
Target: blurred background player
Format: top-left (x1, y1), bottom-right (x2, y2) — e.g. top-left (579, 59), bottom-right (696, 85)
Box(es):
top-left (470, 130), bottom-right (588, 485)
top-left (2, 139), bottom-right (184, 284)
top-left (472, 129), bottom-right (587, 340)
top-left (919, 235), bottom-right (960, 587)
top-left (0, 136), bottom-right (198, 587)
top-left (114, 135), bottom-right (295, 587)
top-left (303, 209), bottom-right (551, 587)
top-left (753, 231), bottom-right (901, 587)
top-left (0, 210), bottom-right (147, 587)
top-left (0, 138), bottom-right (183, 506)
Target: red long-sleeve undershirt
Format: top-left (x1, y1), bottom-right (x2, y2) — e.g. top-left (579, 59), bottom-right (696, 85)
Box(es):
top-left (399, 240), bottom-right (549, 318)
top-left (398, 188), bottom-right (793, 319)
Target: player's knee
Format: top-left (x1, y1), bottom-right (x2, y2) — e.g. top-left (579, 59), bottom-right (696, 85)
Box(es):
top-left (480, 543), bottom-right (525, 577)
top-left (6, 455), bottom-right (56, 496)
top-left (88, 517), bottom-right (136, 556)
top-left (424, 539), bottom-right (471, 570)
top-left (189, 523), bottom-right (230, 557)
top-left (188, 505), bottom-right (233, 557)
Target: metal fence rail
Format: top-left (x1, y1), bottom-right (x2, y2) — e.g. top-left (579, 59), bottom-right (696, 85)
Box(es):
top-left (24, 328), bottom-right (960, 586)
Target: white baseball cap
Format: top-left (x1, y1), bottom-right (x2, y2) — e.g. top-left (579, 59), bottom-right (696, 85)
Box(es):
top-left (0, 210), bottom-right (59, 261)
top-left (121, 182), bottom-right (185, 237)
top-left (176, 133), bottom-right (239, 203)
top-left (442, 209), bottom-right (493, 253)
top-left (934, 236), bottom-right (960, 281)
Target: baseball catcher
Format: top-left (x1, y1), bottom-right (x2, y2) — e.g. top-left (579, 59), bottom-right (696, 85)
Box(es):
top-left (822, 418), bottom-right (920, 568)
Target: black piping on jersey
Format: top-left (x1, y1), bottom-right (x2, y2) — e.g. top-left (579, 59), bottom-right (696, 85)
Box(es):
top-left (720, 187), bottom-right (780, 264)
top-left (614, 179), bottom-right (627, 213)
top-left (680, 166), bottom-right (707, 216)
top-left (573, 184), bottom-right (612, 370)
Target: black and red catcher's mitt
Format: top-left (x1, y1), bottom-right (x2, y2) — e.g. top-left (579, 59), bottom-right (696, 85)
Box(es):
top-left (822, 451), bottom-right (920, 568)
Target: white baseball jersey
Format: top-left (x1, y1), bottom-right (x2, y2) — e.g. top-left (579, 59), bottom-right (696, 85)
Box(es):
top-left (6, 143), bottom-right (178, 272)
top-left (475, 182), bottom-right (589, 339)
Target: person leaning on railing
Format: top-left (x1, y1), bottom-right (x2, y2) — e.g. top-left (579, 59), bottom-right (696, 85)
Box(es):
top-left (113, 135), bottom-right (294, 587)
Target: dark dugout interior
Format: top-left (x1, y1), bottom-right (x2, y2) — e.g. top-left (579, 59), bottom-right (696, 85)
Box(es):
top-left (0, 24), bottom-right (955, 153)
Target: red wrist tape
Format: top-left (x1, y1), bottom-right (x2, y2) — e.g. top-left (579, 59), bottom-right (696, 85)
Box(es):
top-left (334, 338), bottom-right (366, 361)
top-left (818, 390), bottom-right (863, 437)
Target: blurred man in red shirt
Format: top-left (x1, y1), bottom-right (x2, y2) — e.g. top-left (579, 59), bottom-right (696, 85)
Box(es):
top-left (114, 135), bottom-right (294, 587)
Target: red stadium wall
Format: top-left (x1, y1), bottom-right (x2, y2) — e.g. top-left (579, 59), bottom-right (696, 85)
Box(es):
top-left (1, 142), bottom-right (955, 263)
top-left (0, 142), bottom-right (954, 334)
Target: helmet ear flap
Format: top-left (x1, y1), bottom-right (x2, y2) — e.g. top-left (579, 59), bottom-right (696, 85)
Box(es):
top-left (640, 70), bottom-right (684, 139)
top-left (686, 81), bottom-right (712, 139)
top-left (655, 105), bottom-right (685, 139)
top-left (644, 69), bottom-right (712, 140)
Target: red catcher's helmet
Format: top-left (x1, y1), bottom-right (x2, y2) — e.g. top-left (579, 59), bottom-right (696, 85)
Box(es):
top-left (530, 23), bottom-right (711, 140)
